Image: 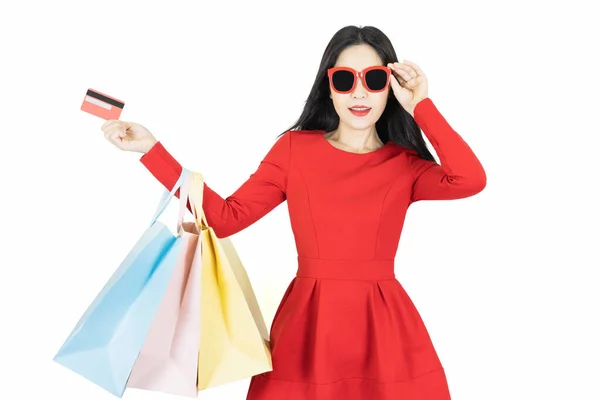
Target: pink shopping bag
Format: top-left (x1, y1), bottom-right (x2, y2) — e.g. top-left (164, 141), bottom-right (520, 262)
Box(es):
top-left (126, 171), bottom-right (202, 397)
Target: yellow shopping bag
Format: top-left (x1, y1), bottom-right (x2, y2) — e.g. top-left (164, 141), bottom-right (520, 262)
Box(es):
top-left (188, 172), bottom-right (273, 390)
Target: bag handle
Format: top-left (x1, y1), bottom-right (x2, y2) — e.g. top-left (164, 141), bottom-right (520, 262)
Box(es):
top-left (149, 168), bottom-right (191, 227)
top-left (187, 171), bottom-right (208, 229)
top-left (176, 169), bottom-right (195, 234)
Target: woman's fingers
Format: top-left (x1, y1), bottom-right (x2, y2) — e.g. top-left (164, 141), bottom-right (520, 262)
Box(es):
top-left (392, 61), bottom-right (417, 79)
top-left (402, 59), bottom-right (424, 76)
top-left (101, 119), bottom-right (130, 133)
top-left (101, 120), bottom-right (120, 131)
top-left (102, 127), bottom-right (125, 149)
top-left (390, 64), bottom-right (411, 83)
top-left (100, 120), bottom-right (152, 153)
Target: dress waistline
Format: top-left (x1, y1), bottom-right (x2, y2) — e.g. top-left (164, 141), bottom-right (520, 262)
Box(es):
top-left (296, 256), bottom-right (395, 280)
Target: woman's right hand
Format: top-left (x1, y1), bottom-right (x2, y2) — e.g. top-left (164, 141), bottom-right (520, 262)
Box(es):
top-left (101, 120), bottom-right (158, 154)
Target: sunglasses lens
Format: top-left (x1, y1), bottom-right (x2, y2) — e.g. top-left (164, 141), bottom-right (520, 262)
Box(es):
top-left (365, 69), bottom-right (388, 91)
top-left (331, 70), bottom-right (355, 92)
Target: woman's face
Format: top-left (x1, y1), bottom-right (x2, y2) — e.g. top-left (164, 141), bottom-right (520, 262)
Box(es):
top-left (329, 44), bottom-right (390, 132)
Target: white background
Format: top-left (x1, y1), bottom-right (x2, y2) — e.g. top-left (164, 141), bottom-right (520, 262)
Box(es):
top-left (1, 0), bottom-right (599, 399)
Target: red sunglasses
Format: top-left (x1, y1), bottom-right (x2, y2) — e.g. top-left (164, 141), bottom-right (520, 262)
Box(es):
top-left (327, 66), bottom-right (391, 94)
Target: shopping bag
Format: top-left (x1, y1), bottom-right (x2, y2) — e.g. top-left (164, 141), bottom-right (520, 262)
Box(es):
top-left (188, 172), bottom-right (273, 390)
top-left (53, 169), bottom-right (192, 398)
top-left (126, 172), bottom-right (203, 397)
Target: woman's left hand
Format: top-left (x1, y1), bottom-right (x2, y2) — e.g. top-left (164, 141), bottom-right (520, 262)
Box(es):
top-left (388, 59), bottom-right (429, 116)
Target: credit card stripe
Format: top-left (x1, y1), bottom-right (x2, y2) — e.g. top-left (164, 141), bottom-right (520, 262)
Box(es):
top-left (85, 95), bottom-right (112, 110)
top-left (86, 90), bottom-right (124, 108)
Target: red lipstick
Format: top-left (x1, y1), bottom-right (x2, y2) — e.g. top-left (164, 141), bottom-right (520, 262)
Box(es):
top-left (349, 105), bottom-right (371, 117)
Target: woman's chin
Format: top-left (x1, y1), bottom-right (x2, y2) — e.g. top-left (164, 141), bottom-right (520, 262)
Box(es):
top-left (346, 118), bottom-right (375, 130)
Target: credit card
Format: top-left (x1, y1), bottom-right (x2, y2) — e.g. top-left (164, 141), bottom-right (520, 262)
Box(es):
top-left (80, 88), bottom-right (125, 120)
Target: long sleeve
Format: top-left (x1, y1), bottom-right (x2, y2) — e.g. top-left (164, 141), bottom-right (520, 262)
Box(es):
top-left (407, 98), bottom-right (486, 202)
top-left (139, 131), bottom-right (291, 238)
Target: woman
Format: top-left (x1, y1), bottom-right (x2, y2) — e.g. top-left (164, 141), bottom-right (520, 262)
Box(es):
top-left (101, 25), bottom-right (486, 400)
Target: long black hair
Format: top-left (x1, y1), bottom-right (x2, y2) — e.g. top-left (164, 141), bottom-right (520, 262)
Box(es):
top-left (279, 25), bottom-right (435, 162)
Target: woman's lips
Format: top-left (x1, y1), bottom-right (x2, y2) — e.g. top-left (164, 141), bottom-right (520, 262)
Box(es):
top-left (349, 106), bottom-right (371, 117)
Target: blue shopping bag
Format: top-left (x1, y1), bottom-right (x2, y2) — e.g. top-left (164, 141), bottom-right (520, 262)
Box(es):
top-left (54, 169), bottom-right (192, 397)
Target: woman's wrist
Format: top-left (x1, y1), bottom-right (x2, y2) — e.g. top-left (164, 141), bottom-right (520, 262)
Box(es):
top-left (143, 138), bottom-right (158, 154)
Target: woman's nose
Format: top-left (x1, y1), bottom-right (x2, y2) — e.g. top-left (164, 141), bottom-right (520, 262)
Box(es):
top-left (352, 78), bottom-right (368, 98)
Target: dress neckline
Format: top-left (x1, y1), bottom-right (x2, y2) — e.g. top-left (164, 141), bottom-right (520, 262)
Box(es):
top-left (318, 130), bottom-right (392, 156)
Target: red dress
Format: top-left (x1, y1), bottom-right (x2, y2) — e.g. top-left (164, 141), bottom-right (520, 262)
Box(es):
top-left (140, 97), bottom-right (486, 399)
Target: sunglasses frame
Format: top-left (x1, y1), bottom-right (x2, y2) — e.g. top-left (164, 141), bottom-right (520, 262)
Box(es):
top-left (327, 65), bottom-right (392, 94)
